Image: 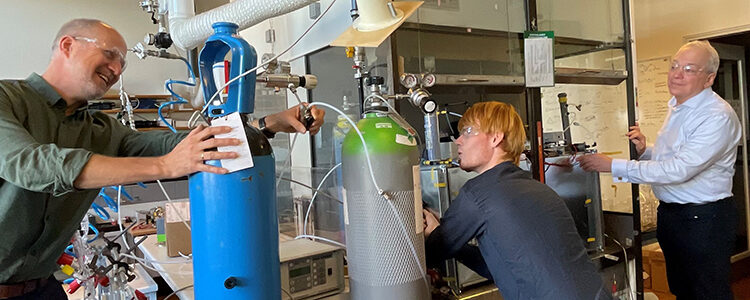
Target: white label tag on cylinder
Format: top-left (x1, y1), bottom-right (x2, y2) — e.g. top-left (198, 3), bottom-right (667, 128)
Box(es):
top-left (395, 134), bottom-right (416, 146)
top-left (211, 112), bottom-right (254, 172)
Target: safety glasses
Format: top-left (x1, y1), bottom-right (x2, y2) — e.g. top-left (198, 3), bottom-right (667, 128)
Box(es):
top-left (73, 36), bottom-right (127, 70)
top-left (459, 126), bottom-right (480, 138)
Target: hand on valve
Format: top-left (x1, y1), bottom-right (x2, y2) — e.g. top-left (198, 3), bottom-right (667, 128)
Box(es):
top-left (259, 103), bottom-right (326, 135)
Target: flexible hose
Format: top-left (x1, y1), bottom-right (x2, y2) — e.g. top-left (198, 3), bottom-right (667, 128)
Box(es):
top-left (294, 235), bottom-right (346, 248)
top-left (162, 58), bottom-right (197, 132)
top-left (303, 163), bottom-right (342, 235)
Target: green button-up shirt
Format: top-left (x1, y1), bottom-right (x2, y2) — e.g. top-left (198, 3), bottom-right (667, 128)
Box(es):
top-left (0, 73), bottom-right (184, 283)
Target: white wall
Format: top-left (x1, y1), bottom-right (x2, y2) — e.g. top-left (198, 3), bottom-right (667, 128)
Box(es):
top-left (0, 1), bottom-right (189, 95)
top-left (633, 0), bottom-right (750, 60)
top-left (239, 0), bottom-right (351, 62)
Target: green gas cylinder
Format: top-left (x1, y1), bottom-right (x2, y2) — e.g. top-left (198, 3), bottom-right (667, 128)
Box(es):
top-left (341, 110), bottom-right (430, 299)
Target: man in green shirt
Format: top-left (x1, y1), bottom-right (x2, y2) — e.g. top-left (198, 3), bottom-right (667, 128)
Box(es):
top-left (0, 19), bottom-right (323, 299)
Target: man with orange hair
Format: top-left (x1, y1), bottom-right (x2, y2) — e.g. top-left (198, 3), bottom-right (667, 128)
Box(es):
top-left (424, 101), bottom-right (610, 300)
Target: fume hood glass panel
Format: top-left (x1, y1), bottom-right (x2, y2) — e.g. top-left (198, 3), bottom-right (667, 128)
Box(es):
top-left (536, 0), bottom-right (625, 57)
top-left (275, 166), bottom-right (346, 245)
top-left (554, 48), bottom-right (627, 70)
top-left (305, 45), bottom-right (393, 171)
top-left (404, 0), bottom-right (526, 33)
top-left (540, 81), bottom-right (633, 214)
top-left (396, 0), bottom-right (525, 77)
top-left (253, 86), bottom-right (295, 221)
top-left (395, 25), bottom-right (524, 77)
top-left (306, 47), bottom-right (362, 173)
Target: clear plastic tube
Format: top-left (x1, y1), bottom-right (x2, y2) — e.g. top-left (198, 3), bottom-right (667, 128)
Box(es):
top-left (119, 253), bottom-right (191, 265)
top-left (303, 163), bottom-right (341, 235)
top-left (294, 234), bottom-right (346, 248)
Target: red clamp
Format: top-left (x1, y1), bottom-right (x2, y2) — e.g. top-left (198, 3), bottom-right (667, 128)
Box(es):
top-left (57, 253), bottom-right (74, 266)
top-left (66, 279), bottom-right (81, 294)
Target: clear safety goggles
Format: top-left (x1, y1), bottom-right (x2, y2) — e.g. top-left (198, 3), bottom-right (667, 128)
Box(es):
top-left (669, 61), bottom-right (705, 76)
top-left (73, 36), bottom-right (127, 70)
top-left (459, 126), bottom-right (480, 138)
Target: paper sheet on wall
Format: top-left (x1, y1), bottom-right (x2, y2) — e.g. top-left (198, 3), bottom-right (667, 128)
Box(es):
top-left (524, 32), bottom-right (555, 87)
top-left (211, 112), bottom-right (254, 173)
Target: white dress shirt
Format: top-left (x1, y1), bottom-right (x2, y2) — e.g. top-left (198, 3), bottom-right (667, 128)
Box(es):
top-left (611, 88), bottom-right (741, 204)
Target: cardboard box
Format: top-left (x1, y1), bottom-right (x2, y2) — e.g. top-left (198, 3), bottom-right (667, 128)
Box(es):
top-left (165, 201), bottom-right (192, 257)
top-left (642, 242), bottom-right (675, 298)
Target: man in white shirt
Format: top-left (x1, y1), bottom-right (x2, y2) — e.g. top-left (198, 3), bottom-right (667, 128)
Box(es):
top-left (578, 40), bottom-right (741, 300)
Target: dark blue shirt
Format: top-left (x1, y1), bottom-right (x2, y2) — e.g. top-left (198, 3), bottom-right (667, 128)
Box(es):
top-left (425, 162), bottom-right (610, 300)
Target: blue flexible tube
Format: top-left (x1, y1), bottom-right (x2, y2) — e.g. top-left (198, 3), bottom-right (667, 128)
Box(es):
top-left (87, 223), bottom-right (99, 243)
top-left (162, 58), bottom-right (197, 133)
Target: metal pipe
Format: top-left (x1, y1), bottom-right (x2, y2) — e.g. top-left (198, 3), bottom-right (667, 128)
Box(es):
top-left (424, 113), bottom-right (441, 160)
top-left (256, 73), bottom-right (318, 90)
top-left (557, 92), bottom-right (573, 146)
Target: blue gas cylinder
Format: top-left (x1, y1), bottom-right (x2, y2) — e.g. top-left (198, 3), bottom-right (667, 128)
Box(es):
top-left (189, 22), bottom-right (279, 300)
top-left (198, 22), bottom-right (257, 117)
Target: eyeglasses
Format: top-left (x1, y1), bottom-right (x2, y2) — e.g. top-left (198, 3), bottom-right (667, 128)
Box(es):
top-left (459, 126), bottom-right (480, 138)
top-left (73, 36), bottom-right (127, 70)
top-left (669, 61), bottom-right (705, 76)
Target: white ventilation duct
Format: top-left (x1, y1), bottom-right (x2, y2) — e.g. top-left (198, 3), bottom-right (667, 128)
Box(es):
top-left (166, 0), bottom-right (318, 50)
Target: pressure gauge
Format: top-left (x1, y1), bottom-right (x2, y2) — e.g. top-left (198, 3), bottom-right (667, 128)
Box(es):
top-left (421, 73), bottom-right (436, 87)
top-left (422, 99), bottom-right (437, 114)
top-left (400, 73), bottom-right (419, 89)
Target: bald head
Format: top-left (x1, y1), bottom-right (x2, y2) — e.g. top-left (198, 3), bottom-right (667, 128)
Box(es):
top-left (52, 19), bottom-right (122, 51)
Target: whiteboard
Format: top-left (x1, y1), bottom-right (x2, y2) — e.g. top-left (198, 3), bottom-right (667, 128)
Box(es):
top-left (538, 57), bottom-right (673, 218)
top-left (541, 83), bottom-right (633, 213)
top-left (636, 56), bottom-right (672, 140)
top-left (635, 56), bottom-right (672, 229)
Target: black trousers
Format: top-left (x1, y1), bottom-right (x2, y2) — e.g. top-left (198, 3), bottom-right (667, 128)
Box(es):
top-left (657, 197), bottom-right (737, 300)
top-left (4, 276), bottom-right (66, 300)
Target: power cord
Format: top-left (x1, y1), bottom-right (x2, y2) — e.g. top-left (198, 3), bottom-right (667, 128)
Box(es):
top-left (604, 233), bottom-right (634, 300)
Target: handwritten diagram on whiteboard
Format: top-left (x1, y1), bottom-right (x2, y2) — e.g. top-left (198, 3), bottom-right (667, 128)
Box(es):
top-left (635, 56), bottom-right (672, 230)
top-left (636, 56), bottom-right (671, 140)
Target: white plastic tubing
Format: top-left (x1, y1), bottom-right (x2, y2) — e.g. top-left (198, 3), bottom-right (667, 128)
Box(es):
top-left (165, 0), bottom-right (318, 50)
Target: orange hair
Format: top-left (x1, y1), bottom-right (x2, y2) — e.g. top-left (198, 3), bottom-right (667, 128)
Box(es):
top-left (458, 102), bottom-right (526, 165)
